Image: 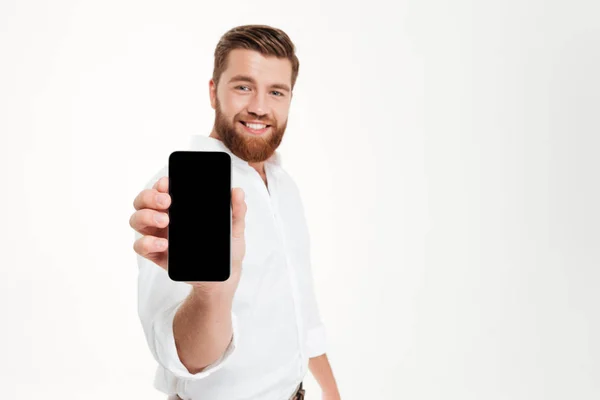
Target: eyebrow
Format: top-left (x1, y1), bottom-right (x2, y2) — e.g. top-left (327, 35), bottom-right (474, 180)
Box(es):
top-left (228, 75), bottom-right (291, 92)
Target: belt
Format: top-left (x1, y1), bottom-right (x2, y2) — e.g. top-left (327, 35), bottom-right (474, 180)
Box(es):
top-left (288, 381), bottom-right (305, 400)
top-left (169, 381), bottom-right (305, 400)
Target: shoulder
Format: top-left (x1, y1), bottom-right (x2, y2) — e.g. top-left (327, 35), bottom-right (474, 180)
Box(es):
top-left (276, 166), bottom-right (302, 196)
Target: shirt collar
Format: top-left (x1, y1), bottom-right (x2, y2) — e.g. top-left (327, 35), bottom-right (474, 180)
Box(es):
top-left (189, 134), bottom-right (282, 167)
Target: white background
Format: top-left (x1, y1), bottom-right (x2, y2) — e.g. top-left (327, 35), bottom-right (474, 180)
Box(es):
top-left (1, 0), bottom-right (599, 399)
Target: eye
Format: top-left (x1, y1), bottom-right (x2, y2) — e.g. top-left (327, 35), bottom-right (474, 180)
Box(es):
top-left (236, 85), bottom-right (250, 91)
top-left (271, 91), bottom-right (284, 97)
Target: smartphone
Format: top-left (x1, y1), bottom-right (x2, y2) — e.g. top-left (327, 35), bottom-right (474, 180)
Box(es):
top-left (167, 151), bottom-right (231, 282)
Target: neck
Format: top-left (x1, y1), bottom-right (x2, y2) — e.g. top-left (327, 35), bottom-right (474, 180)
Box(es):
top-left (248, 161), bottom-right (265, 176)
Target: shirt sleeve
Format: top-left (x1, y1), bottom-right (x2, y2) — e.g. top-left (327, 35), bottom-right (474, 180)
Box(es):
top-left (302, 258), bottom-right (328, 358)
top-left (135, 170), bottom-right (238, 380)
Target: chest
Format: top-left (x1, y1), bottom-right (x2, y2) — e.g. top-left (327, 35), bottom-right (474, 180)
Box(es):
top-left (232, 166), bottom-right (310, 269)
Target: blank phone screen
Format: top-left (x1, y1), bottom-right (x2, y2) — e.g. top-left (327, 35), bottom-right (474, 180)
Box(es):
top-left (167, 151), bottom-right (231, 282)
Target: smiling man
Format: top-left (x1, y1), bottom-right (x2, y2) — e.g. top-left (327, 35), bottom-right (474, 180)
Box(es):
top-left (130, 25), bottom-right (341, 400)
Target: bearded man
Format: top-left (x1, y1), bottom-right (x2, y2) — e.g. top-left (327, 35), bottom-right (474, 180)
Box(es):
top-left (129, 25), bottom-right (340, 400)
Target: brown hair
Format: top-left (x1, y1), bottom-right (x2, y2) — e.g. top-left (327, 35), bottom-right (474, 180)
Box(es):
top-left (212, 25), bottom-right (300, 90)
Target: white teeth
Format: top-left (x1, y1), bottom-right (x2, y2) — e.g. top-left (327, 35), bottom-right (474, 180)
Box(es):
top-left (245, 123), bottom-right (266, 130)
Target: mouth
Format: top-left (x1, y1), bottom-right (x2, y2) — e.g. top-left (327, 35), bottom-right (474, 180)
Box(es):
top-left (239, 121), bottom-right (271, 135)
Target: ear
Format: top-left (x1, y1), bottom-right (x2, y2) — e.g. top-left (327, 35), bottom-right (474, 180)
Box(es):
top-left (209, 79), bottom-right (217, 110)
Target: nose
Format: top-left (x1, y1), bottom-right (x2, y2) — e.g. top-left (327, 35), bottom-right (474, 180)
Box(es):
top-left (247, 91), bottom-right (267, 117)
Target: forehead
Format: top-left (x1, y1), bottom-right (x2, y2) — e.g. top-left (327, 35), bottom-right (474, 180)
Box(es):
top-left (222, 49), bottom-right (292, 85)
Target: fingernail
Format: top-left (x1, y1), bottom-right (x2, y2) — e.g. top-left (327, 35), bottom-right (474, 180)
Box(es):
top-left (156, 194), bottom-right (168, 206)
top-left (154, 213), bottom-right (167, 225)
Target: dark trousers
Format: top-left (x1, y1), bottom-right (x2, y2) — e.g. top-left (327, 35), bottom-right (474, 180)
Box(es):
top-left (289, 381), bottom-right (305, 399)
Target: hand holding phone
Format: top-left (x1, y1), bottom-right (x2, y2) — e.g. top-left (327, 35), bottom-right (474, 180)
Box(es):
top-left (130, 154), bottom-right (247, 297)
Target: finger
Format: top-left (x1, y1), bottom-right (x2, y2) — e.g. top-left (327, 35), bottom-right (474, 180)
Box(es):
top-left (129, 209), bottom-right (169, 234)
top-left (152, 176), bottom-right (169, 193)
top-left (232, 188), bottom-right (246, 239)
top-left (146, 251), bottom-right (168, 271)
top-left (133, 234), bottom-right (169, 259)
top-left (133, 188), bottom-right (171, 211)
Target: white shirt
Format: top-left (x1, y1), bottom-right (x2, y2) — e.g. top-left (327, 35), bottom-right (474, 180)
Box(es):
top-left (135, 134), bottom-right (327, 400)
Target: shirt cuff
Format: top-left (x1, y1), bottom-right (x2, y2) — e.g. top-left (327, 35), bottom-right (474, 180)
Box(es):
top-left (153, 299), bottom-right (238, 380)
top-left (306, 324), bottom-right (327, 358)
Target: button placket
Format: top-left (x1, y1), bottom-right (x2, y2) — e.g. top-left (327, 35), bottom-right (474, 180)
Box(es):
top-left (265, 167), bottom-right (306, 364)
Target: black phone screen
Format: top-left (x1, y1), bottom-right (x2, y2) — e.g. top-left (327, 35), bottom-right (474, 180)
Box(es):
top-left (167, 151), bottom-right (231, 282)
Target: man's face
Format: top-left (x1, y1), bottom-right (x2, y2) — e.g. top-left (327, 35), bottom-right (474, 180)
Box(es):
top-left (210, 49), bottom-right (293, 163)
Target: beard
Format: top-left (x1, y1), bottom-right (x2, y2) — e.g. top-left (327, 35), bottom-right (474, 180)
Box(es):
top-left (213, 98), bottom-right (287, 163)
